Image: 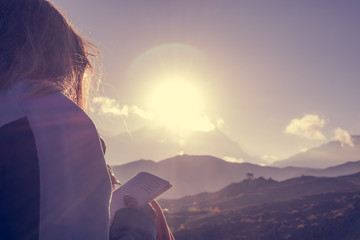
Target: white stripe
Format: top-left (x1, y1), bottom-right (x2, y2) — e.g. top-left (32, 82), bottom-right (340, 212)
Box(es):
top-left (11, 82), bottom-right (112, 239)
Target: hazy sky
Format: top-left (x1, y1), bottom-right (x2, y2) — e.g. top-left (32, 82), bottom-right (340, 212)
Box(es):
top-left (51, 0), bottom-right (360, 163)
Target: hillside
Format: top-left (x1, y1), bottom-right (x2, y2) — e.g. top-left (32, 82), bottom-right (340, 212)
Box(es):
top-left (159, 172), bottom-right (360, 211)
top-left (159, 173), bottom-right (360, 240)
top-left (169, 190), bottom-right (360, 240)
top-left (111, 155), bottom-right (360, 199)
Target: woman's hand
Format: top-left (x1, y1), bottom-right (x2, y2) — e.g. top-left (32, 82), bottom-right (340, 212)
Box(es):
top-left (123, 195), bottom-right (157, 220)
top-left (110, 196), bottom-right (158, 239)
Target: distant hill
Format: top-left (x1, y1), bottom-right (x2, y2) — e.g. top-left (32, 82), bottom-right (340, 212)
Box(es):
top-left (102, 127), bottom-right (256, 165)
top-left (159, 172), bottom-right (360, 211)
top-left (111, 155), bottom-right (360, 199)
top-left (160, 173), bottom-right (360, 240)
top-left (304, 160), bottom-right (360, 177)
top-left (272, 135), bottom-right (360, 168)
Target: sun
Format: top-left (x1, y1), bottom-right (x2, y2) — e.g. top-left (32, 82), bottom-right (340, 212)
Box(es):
top-left (147, 79), bottom-right (214, 132)
top-left (129, 43), bottom-right (216, 132)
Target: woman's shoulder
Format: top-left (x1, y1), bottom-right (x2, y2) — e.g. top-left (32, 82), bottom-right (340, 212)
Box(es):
top-left (12, 80), bottom-right (93, 126)
top-left (1, 79), bottom-right (98, 140)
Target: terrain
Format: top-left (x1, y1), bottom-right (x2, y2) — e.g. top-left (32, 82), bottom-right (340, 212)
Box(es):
top-left (159, 173), bottom-right (360, 240)
top-left (111, 155), bottom-right (360, 199)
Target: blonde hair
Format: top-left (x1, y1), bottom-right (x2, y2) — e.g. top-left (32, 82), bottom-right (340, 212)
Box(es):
top-left (0, 0), bottom-right (96, 109)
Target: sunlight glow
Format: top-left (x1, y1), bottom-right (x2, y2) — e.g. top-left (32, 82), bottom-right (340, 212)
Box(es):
top-left (147, 78), bottom-right (214, 132)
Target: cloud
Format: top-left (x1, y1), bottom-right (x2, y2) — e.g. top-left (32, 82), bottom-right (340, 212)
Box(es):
top-left (285, 114), bottom-right (326, 140)
top-left (92, 96), bottom-right (223, 132)
top-left (299, 147), bottom-right (308, 153)
top-left (192, 116), bottom-right (215, 132)
top-left (223, 156), bottom-right (244, 163)
top-left (216, 118), bottom-right (225, 129)
top-left (333, 128), bottom-right (354, 147)
top-left (131, 106), bottom-right (154, 120)
top-left (261, 155), bottom-right (279, 164)
top-left (92, 96), bottom-right (153, 120)
top-left (93, 97), bottom-right (128, 116)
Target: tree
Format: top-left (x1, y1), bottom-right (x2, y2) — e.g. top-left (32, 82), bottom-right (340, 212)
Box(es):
top-left (246, 172), bottom-right (254, 180)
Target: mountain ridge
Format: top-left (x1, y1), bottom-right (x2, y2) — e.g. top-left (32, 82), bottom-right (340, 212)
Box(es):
top-left (272, 135), bottom-right (360, 168)
top-left (103, 127), bottom-right (257, 165)
top-left (159, 172), bottom-right (360, 211)
top-left (111, 154), bottom-right (360, 199)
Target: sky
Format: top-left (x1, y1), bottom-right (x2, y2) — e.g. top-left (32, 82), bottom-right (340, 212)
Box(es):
top-left (51, 0), bottom-right (360, 163)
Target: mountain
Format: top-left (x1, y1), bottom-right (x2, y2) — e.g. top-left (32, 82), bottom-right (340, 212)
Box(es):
top-left (110, 155), bottom-right (360, 199)
top-left (111, 155), bottom-right (307, 199)
top-left (272, 135), bottom-right (360, 168)
top-left (102, 127), bottom-right (256, 165)
top-left (159, 172), bottom-right (360, 211)
top-left (304, 160), bottom-right (360, 177)
top-left (159, 173), bottom-right (360, 240)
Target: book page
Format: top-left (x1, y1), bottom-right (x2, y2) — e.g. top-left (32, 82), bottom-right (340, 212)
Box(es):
top-left (110, 172), bottom-right (172, 220)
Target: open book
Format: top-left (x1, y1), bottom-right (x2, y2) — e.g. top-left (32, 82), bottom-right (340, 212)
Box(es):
top-left (110, 172), bottom-right (172, 220)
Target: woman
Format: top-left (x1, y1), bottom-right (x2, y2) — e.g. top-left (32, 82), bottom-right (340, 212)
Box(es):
top-left (0, 0), bottom-right (173, 239)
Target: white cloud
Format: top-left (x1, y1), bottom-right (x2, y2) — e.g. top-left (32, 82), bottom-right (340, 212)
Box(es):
top-left (191, 116), bottom-right (215, 132)
top-left (285, 114), bottom-right (326, 140)
top-left (299, 148), bottom-right (308, 153)
top-left (92, 96), bottom-right (153, 120)
top-left (131, 106), bottom-right (154, 120)
top-left (333, 128), bottom-right (354, 147)
top-left (261, 155), bottom-right (279, 164)
top-left (92, 97), bottom-right (224, 133)
top-left (93, 97), bottom-right (129, 116)
top-left (223, 156), bottom-right (244, 163)
top-left (216, 118), bottom-right (225, 129)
